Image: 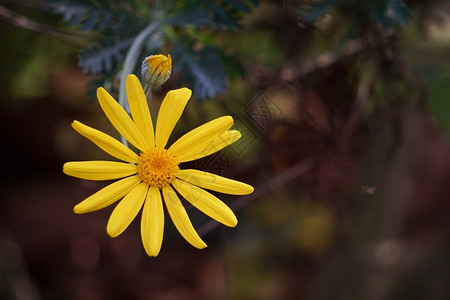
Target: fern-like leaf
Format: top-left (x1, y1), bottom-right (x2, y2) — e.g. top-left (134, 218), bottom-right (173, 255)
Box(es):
top-left (173, 43), bottom-right (227, 100)
top-left (78, 38), bottom-right (133, 74)
top-left (385, 0), bottom-right (411, 27)
top-left (46, 0), bottom-right (136, 32)
top-left (166, 6), bottom-right (214, 28)
top-left (299, 0), bottom-right (339, 23)
top-left (168, 0), bottom-right (257, 31)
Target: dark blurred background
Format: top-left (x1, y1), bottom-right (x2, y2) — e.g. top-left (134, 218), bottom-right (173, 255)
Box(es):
top-left (0, 0), bottom-right (449, 299)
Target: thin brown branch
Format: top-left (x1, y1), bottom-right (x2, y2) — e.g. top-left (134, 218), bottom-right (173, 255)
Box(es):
top-left (198, 158), bottom-right (314, 236)
top-left (339, 66), bottom-right (374, 144)
top-left (281, 39), bottom-right (365, 82)
top-left (0, 4), bottom-right (90, 47)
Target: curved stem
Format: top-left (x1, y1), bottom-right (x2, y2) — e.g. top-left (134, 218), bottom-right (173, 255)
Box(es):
top-left (118, 22), bottom-right (159, 145)
top-left (144, 85), bottom-right (152, 102)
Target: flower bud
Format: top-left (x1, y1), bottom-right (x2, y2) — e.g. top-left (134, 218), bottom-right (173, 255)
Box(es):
top-left (141, 54), bottom-right (172, 87)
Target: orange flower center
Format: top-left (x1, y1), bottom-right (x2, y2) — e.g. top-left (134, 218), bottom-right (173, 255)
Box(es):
top-left (137, 148), bottom-right (179, 188)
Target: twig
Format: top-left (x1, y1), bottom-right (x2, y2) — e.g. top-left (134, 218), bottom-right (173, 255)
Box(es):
top-left (0, 4), bottom-right (89, 48)
top-left (339, 66), bottom-right (374, 144)
top-left (282, 39), bottom-right (364, 81)
top-left (198, 158), bottom-right (314, 236)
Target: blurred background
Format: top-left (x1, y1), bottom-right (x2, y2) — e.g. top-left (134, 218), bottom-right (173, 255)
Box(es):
top-left (1, 0), bottom-right (449, 299)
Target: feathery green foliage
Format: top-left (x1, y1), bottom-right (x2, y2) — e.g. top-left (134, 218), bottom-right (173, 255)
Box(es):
top-left (300, 0), bottom-right (411, 29)
top-left (42, 0), bottom-right (257, 100)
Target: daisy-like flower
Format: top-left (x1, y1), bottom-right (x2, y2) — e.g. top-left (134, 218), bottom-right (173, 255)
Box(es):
top-left (63, 74), bottom-right (253, 256)
top-left (141, 54), bottom-right (172, 87)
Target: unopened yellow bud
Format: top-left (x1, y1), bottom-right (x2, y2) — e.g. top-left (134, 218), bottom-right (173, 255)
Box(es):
top-left (141, 54), bottom-right (172, 87)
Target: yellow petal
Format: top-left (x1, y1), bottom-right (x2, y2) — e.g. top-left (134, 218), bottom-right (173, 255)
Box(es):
top-left (168, 116), bottom-right (233, 160)
top-left (172, 130), bottom-right (241, 162)
top-left (126, 74), bottom-right (155, 148)
top-left (176, 169), bottom-right (253, 195)
top-left (97, 87), bottom-right (147, 151)
top-left (74, 175), bottom-right (141, 214)
top-left (63, 161), bottom-right (137, 180)
top-left (72, 120), bottom-right (139, 163)
top-left (162, 185), bottom-right (207, 249)
top-left (155, 88), bottom-right (192, 148)
top-left (141, 186), bottom-right (164, 256)
top-left (172, 179), bottom-right (237, 227)
top-left (107, 182), bottom-right (148, 237)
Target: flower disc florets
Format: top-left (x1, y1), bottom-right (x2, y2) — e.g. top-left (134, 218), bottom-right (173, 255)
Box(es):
top-left (137, 148), bottom-right (179, 188)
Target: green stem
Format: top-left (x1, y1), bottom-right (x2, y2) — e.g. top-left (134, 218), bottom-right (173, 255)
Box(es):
top-left (118, 22), bottom-right (159, 145)
top-left (144, 85), bottom-right (152, 102)
top-left (144, 84), bottom-right (150, 95)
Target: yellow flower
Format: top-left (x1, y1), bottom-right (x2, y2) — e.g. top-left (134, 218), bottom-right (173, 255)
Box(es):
top-left (63, 74), bottom-right (253, 256)
top-left (141, 54), bottom-right (172, 87)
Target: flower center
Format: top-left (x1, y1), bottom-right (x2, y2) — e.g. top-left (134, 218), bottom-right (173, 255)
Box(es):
top-left (137, 148), bottom-right (179, 189)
